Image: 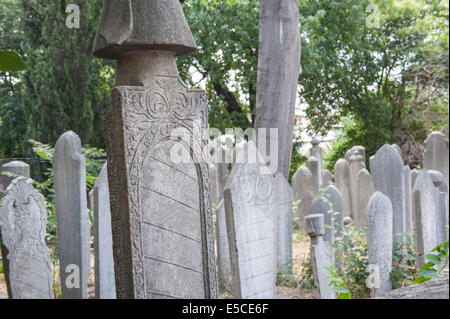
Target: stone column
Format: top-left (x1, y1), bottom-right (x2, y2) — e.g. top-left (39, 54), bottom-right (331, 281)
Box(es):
top-left (92, 164), bottom-right (116, 299)
top-left (292, 166), bottom-right (313, 230)
top-left (308, 156), bottom-right (321, 195)
top-left (367, 192), bottom-right (393, 297)
top-left (54, 131), bottom-right (90, 299)
top-left (349, 154), bottom-right (365, 221)
top-left (334, 159), bottom-right (352, 218)
top-left (310, 137), bottom-right (323, 174)
top-left (0, 160), bottom-right (30, 298)
top-left (356, 168), bottom-right (374, 228)
top-left (93, 0), bottom-right (217, 299)
top-left (305, 214), bottom-right (336, 299)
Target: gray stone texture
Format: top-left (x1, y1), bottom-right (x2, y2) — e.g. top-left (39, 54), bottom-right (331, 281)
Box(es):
top-left (93, 164), bottom-right (116, 299)
top-left (370, 144), bottom-right (406, 251)
top-left (356, 168), bottom-right (374, 228)
top-left (310, 197), bottom-right (334, 244)
top-left (324, 185), bottom-right (343, 235)
top-left (367, 192), bottom-right (393, 297)
top-left (349, 154), bottom-right (365, 223)
top-left (292, 166), bottom-right (313, 230)
top-left (254, 0), bottom-right (301, 179)
top-left (224, 156), bottom-right (277, 299)
top-left (94, 0), bottom-right (217, 299)
top-left (428, 170), bottom-right (449, 244)
top-left (0, 160), bottom-right (30, 298)
top-left (413, 170), bottom-right (439, 268)
top-left (321, 169), bottom-right (333, 188)
top-left (423, 131), bottom-right (449, 186)
top-left (305, 214), bottom-right (336, 299)
top-left (404, 166), bottom-right (413, 234)
top-left (308, 156), bottom-right (321, 195)
top-left (310, 138), bottom-right (323, 174)
top-left (54, 131), bottom-right (90, 299)
top-left (378, 276), bottom-right (448, 299)
top-left (0, 177), bottom-right (53, 299)
top-left (334, 159), bottom-right (352, 218)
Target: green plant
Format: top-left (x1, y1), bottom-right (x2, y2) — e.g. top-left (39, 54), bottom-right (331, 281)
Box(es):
top-left (327, 265), bottom-right (352, 299)
top-left (413, 238), bottom-right (449, 285)
top-left (391, 231), bottom-right (418, 289)
top-left (0, 50), bottom-right (29, 72)
top-left (298, 256), bottom-right (315, 290)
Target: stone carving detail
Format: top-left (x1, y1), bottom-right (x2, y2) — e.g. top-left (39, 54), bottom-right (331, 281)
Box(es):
top-left (106, 77), bottom-right (216, 299)
top-left (0, 178), bottom-right (53, 299)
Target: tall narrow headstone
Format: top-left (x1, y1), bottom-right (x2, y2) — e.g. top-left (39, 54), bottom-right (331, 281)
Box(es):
top-left (54, 131), bottom-right (90, 299)
top-left (321, 169), bottom-right (333, 188)
top-left (0, 178), bottom-right (53, 299)
top-left (349, 154), bottom-right (365, 221)
top-left (367, 192), bottom-right (393, 297)
top-left (334, 159), bottom-right (352, 218)
top-left (370, 144), bottom-right (406, 252)
top-left (404, 166), bottom-right (413, 234)
top-left (292, 166), bottom-right (313, 230)
top-left (274, 173), bottom-right (294, 274)
top-left (413, 170), bottom-right (438, 268)
top-left (305, 214), bottom-right (336, 299)
top-left (93, 0), bottom-right (217, 299)
top-left (93, 164), bottom-right (116, 299)
top-left (356, 168), bottom-right (374, 228)
top-left (224, 151), bottom-right (277, 299)
top-left (308, 156), bottom-right (321, 195)
top-left (423, 132), bottom-right (449, 185)
top-left (427, 170), bottom-right (449, 244)
top-left (310, 197), bottom-right (334, 244)
top-left (254, 0), bottom-right (301, 179)
top-left (324, 185), bottom-right (343, 235)
top-left (0, 160), bottom-right (30, 298)
top-left (310, 138), bottom-right (323, 174)
top-left (411, 169), bottom-right (420, 190)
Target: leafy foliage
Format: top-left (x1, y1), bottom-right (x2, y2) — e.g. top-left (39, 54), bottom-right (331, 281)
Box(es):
top-left (327, 266), bottom-right (352, 299)
top-left (413, 238), bottom-right (449, 284)
top-left (0, 50), bottom-right (29, 72)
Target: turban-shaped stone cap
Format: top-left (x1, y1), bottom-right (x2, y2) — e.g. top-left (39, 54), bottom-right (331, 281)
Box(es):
top-left (93, 0), bottom-right (197, 60)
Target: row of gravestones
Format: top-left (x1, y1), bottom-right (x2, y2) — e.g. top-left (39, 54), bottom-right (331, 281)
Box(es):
top-left (294, 131), bottom-right (449, 299)
top-left (0, 131), bottom-right (115, 299)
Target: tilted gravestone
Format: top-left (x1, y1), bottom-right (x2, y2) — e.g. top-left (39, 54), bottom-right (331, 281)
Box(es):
top-left (305, 214), bottom-right (336, 299)
top-left (356, 168), bottom-right (374, 229)
top-left (334, 159), bottom-right (352, 218)
top-left (292, 166), bottom-right (313, 230)
top-left (54, 131), bottom-right (90, 299)
top-left (310, 197), bottom-right (334, 244)
top-left (370, 144), bottom-right (406, 252)
top-left (274, 173), bottom-right (294, 275)
top-left (92, 163), bottom-right (116, 299)
top-left (224, 151), bottom-right (277, 299)
top-left (0, 177), bottom-right (53, 299)
top-left (423, 131), bottom-right (449, 186)
top-left (0, 160), bottom-right (30, 298)
top-left (324, 185), bottom-right (343, 235)
top-left (367, 192), bottom-right (393, 297)
top-left (413, 170), bottom-right (438, 268)
top-left (308, 156), bottom-right (321, 195)
top-left (93, 0), bottom-right (217, 299)
top-left (349, 154), bottom-right (365, 224)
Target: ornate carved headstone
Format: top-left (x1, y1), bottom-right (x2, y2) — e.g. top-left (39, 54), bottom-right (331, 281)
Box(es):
top-left (93, 0), bottom-right (217, 299)
top-left (413, 170), bottom-right (438, 268)
top-left (334, 159), bottom-right (352, 218)
top-left (0, 160), bottom-right (30, 298)
top-left (367, 192), bottom-right (393, 297)
top-left (356, 168), bottom-right (374, 228)
top-left (274, 173), bottom-right (294, 274)
top-left (54, 131), bottom-right (90, 299)
top-left (308, 156), bottom-right (321, 195)
top-left (0, 178), bottom-right (53, 299)
top-left (305, 214), bottom-right (336, 299)
top-left (224, 151), bottom-right (277, 299)
top-left (423, 132), bottom-right (449, 186)
top-left (292, 166), bottom-right (313, 230)
top-left (92, 164), bottom-right (116, 299)
top-left (370, 144), bottom-right (406, 252)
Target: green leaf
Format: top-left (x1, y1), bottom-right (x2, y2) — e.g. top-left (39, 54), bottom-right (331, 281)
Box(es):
top-left (0, 50), bottom-right (30, 72)
top-left (418, 268), bottom-right (437, 279)
top-left (338, 292), bottom-right (352, 299)
top-left (333, 286), bottom-right (350, 293)
top-left (425, 254), bottom-right (441, 265)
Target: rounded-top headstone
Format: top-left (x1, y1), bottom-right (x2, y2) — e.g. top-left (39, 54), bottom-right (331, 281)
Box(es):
top-left (343, 216), bottom-right (353, 226)
top-left (0, 161), bottom-right (31, 191)
top-left (305, 214), bottom-right (325, 237)
top-left (93, 0), bottom-right (197, 59)
top-left (428, 170), bottom-right (444, 188)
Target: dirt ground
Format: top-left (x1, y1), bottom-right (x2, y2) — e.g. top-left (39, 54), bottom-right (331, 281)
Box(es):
top-left (0, 230), bottom-right (314, 299)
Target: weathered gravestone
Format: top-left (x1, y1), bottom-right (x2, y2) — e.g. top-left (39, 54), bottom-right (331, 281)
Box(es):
top-left (367, 192), bottom-right (393, 297)
top-left (0, 177), bottom-right (53, 299)
top-left (404, 166), bottom-right (413, 234)
top-left (428, 170), bottom-right (449, 244)
top-left (274, 173), bottom-right (294, 275)
top-left (310, 138), bottom-right (323, 174)
top-left (391, 144), bottom-right (403, 160)
top-left (92, 163), bottom-right (116, 299)
top-left (310, 197), bottom-right (334, 244)
top-left (224, 149), bottom-right (277, 299)
top-left (370, 144), bottom-right (406, 252)
top-left (308, 156), bottom-right (321, 195)
top-left (334, 159), bottom-right (352, 218)
top-left (54, 131), bottom-right (90, 299)
top-left (93, 0), bottom-right (217, 299)
top-left (356, 168), bottom-right (374, 229)
top-left (413, 170), bottom-right (438, 268)
top-left (292, 166), bottom-right (313, 230)
top-left (324, 185), bottom-right (343, 235)
top-left (0, 160), bottom-right (30, 298)
top-left (349, 154), bottom-right (365, 224)
top-left (305, 214), bottom-right (336, 299)
top-left (423, 131), bottom-right (449, 186)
